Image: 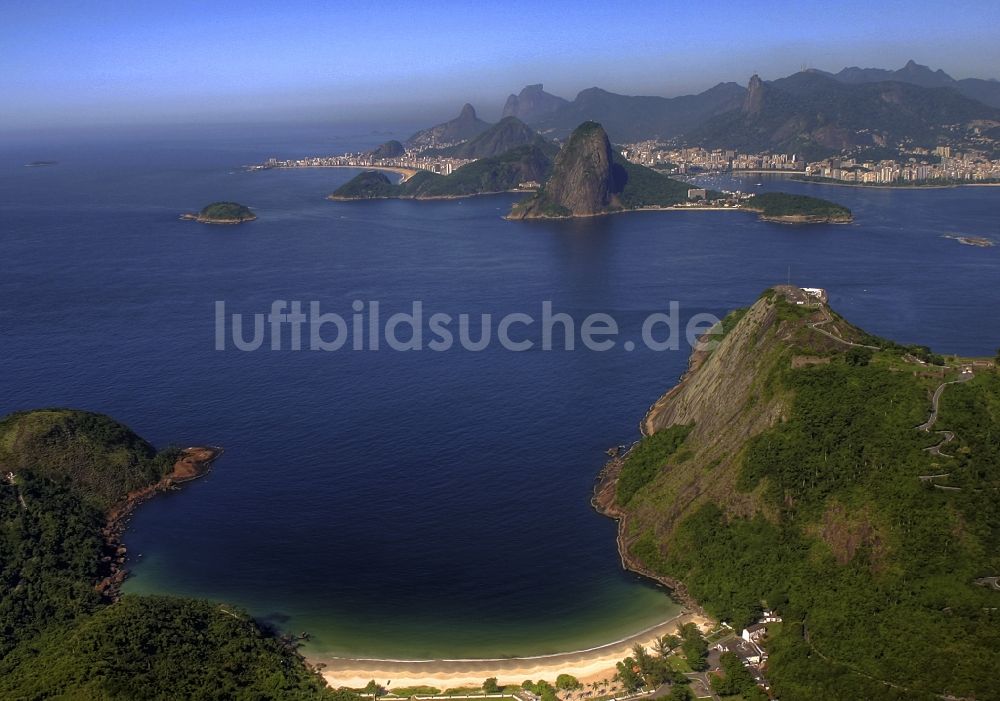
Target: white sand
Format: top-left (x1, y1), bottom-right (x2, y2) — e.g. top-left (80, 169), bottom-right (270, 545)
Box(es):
top-left (320, 613), bottom-right (713, 690)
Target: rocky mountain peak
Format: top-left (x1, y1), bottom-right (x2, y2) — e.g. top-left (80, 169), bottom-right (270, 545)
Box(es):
top-left (743, 74), bottom-right (765, 115)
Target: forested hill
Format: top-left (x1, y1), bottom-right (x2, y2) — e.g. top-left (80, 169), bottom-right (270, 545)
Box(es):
top-left (597, 287), bottom-right (1000, 701)
top-left (0, 408), bottom-right (354, 700)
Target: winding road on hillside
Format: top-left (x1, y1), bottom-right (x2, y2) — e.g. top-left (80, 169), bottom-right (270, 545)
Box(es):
top-left (808, 310), bottom-right (880, 350)
top-left (916, 370), bottom-right (973, 487)
top-left (918, 372), bottom-right (973, 432)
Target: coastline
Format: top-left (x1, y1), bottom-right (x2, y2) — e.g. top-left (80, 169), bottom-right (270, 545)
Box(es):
top-left (97, 446), bottom-right (222, 599)
top-left (507, 204), bottom-right (851, 224)
top-left (180, 213), bottom-right (256, 224)
top-left (590, 450), bottom-right (707, 620)
top-left (329, 187), bottom-right (528, 202)
top-left (273, 164), bottom-right (420, 183)
top-left (789, 176), bottom-right (1000, 190)
top-left (318, 611), bottom-right (711, 690)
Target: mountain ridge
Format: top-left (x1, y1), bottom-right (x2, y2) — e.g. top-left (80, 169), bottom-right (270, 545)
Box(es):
top-left (686, 70), bottom-right (1000, 159)
top-left (406, 103), bottom-right (492, 148)
top-left (595, 287), bottom-right (1000, 700)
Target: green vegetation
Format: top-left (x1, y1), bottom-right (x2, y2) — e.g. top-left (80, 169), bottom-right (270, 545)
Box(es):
top-left (615, 158), bottom-right (691, 209)
top-left (677, 622), bottom-right (707, 672)
top-left (0, 408), bottom-right (353, 699)
top-left (509, 122), bottom-right (694, 219)
top-left (406, 144), bottom-right (554, 198)
top-left (387, 686), bottom-right (442, 696)
top-left (371, 140), bottom-right (405, 159)
top-left (195, 201), bottom-right (256, 222)
top-left (0, 409), bottom-right (175, 509)
top-left (554, 674), bottom-right (580, 691)
top-left (0, 596), bottom-right (343, 700)
top-left (519, 681), bottom-right (557, 701)
top-left (482, 678), bottom-right (500, 694)
top-left (611, 633), bottom-right (697, 696)
top-left (331, 144), bottom-right (554, 201)
top-left (616, 425), bottom-right (692, 506)
top-left (443, 687), bottom-right (485, 696)
top-left (688, 70), bottom-right (999, 159)
top-left (712, 307), bottom-right (749, 342)
top-left (710, 652), bottom-right (767, 700)
top-left (330, 170), bottom-right (400, 199)
top-left (743, 192), bottom-right (852, 221)
top-left (424, 117), bottom-right (553, 160)
top-left (617, 295), bottom-right (1000, 700)
top-left (0, 471), bottom-right (104, 656)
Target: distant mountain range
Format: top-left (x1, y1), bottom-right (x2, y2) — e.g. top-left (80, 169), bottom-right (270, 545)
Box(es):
top-left (424, 116), bottom-right (556, 159)
top-left (405, 61), bottom-right (1000, 160)
top-left (821, 59), bottom-right (1000, 109)
top-left (502, 82), bottom-right (746, 142)
top-left (688, 70), bottom-right (1000, 160)
top-left (406, 103), bottom-right (491, 148)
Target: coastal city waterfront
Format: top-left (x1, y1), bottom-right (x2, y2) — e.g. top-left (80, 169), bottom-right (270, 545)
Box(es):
top-left (255, 140), bottom-right (1000, 190)
top-left (249, 152), bottom-right (476, 179)
top-left (620, 143), bottom-right (1000, 184)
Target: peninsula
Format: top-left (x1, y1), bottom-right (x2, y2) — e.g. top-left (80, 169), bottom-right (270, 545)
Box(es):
top-left (0, 409), bottom-right (339, 698)
top-left (507, 122), bottom-right (852, 223)
top-left (181, 201), bottom-right (257, 224)
top-left (595, 286), bottom-right (1000, 700)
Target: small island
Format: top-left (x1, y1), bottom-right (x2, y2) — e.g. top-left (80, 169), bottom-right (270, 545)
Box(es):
top-left (24, 160), bottom-right (58, 167)
top-left (742, 192), bottom-right (854, 223)
top-left (181, 201), bottom-right (257, 224)
top-left (943, 233), bottom-right (994, 247)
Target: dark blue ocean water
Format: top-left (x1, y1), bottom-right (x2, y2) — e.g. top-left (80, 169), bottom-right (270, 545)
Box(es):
top-left (2, 124), bottom-right (999, 659)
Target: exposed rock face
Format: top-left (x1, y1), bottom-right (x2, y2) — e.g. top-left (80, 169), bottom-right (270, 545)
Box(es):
top-left (742, 74), bottom-right (765, 115)
top-left (370, 139), bottom-right (405, 159)
top-left (406, 103), bottom-right (491, 148)
top-left (598, 287), bottom-right (862, 547)
top-left (508, 121), bottom-right (624, 218)
top-left (502, 84), bottom-right (570, 121)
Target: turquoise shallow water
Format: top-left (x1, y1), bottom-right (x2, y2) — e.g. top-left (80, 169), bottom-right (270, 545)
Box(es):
top-left (2, 124), bottom-right (998, 659)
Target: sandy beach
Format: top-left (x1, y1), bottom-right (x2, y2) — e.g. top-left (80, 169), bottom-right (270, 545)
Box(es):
top-left (320, 612), bottom-right (712, 690)
top-left (275, 164), bottom-right (420, 183)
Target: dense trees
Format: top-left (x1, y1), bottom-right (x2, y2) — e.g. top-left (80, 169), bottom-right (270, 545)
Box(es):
top-left (615, 425), bottom-right (692, 505)
top-left (554, 674), bottom-right (580, 691)
top-left (624, 336), bottom-right (1000, 699)
top-left (677, 624), bottom-right (707, 672)
top-left (710, 652), bottom-right (761, 698)
top-left (0, 409), bottom-right (355, 700)
top-left (0, 473), bottom-right (104, 657)
top-left (0, 596), bottom-right (343, 700)
top-left (744, 192), bottom-right (852, 220)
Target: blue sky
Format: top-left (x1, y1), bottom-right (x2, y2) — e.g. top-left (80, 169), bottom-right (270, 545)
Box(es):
top-left (3, 0), bottom-right (1000, 128)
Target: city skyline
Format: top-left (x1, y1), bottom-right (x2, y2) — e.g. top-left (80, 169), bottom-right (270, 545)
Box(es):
top-left (3, 0), bottom-right (1000, 129)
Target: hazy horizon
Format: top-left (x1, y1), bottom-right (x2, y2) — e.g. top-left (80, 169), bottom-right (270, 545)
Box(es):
top-left (4, 0), bottom-right (1000, 130)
